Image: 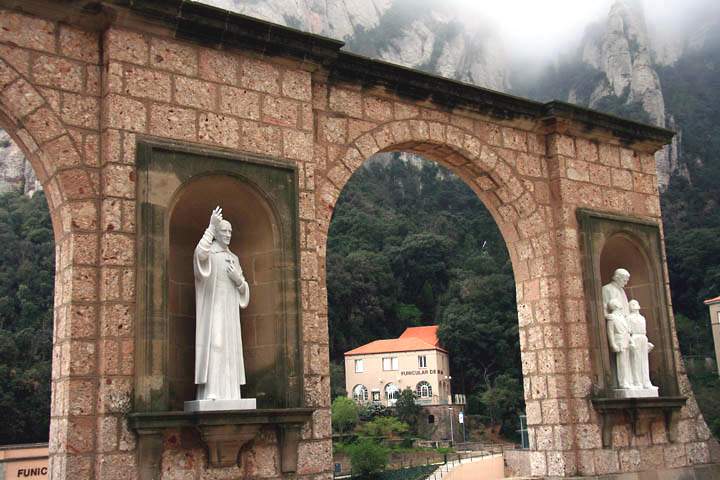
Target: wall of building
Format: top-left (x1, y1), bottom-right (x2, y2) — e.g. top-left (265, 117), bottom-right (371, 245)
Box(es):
top-left (345, 349), bottom-right (451, 405)
top-left (417, 404), bottom-right (467, 443)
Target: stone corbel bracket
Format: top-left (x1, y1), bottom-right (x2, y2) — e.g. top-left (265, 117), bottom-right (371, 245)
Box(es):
top-left (128, 408), bottom-right (314, 475)
top-left (591, 396), bottom-right (686, 448)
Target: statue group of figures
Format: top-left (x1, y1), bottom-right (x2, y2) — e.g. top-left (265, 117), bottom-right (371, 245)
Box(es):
top-left (602, 268), bottom-right (658, 397)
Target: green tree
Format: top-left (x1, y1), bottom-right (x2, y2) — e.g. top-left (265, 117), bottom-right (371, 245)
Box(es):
top-left (0, 191), bottom-right (54, 444)
top-left (394, 388), bottom-right (421, 433)
top-left (330, 361), bottom-right (347, 399)
top-left (332, 396), bottom-right (359, 434)
top-left (475, 373), bottom-right (524, 438)
top-left (349, 438), bottom-right (389, 478)
top-left (357, 416), bottom-right (409, 439)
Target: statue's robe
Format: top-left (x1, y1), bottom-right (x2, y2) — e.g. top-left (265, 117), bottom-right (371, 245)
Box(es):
top-left (602, 281), bottom-right (631, 388)
top-left (606, 311), bottom-right (633, 388)
top-left (194, 229), bottom-right (250, 400)
top-left (628, 311), bottom-right (654, 388)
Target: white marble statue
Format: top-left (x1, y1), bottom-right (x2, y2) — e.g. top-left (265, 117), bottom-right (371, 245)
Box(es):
top-left (601, 268), bottom-right (658, 398)
top-left (606, 298), bottom-right (634, 389)
top-left (185, 206), bottom-right (256, 411)
top-left (628, 300), bottom-right (656, 391)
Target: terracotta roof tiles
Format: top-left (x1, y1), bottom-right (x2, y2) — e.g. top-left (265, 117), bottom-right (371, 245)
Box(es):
top-left (344, 325), bottom-right (446, 356)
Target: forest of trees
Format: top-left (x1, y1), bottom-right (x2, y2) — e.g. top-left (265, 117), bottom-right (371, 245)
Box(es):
top-left (327, 155), bottom-right (524, 437)
top-left (0, 191), bottom-right (54, 444)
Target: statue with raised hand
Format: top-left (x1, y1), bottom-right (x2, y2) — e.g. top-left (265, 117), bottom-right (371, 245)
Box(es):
top-left (186, 206), bottom-right (255, 411)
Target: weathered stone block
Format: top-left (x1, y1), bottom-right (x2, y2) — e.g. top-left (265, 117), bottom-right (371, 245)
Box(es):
top-left (106, 29), bottom-right (148, 65)
top-left (282, 69), bottom-right (311, 101)
top-left (198, 112), bottom-right (238, 148)
top-left (198, 48), bottom-right (238, 85)
top-left (61, 93), bottom-right (100, 129)
top-left (0, 11), bottom-right (55, 53)
top-left (220, 85), bottom-right (260, 119)
top-left (104, 94), bottom-right (146, 133)
top-left (149, 104), bottom-right (196, 141)
top-left (263, 95), bottom-right (298, 127)
top-left (123, 66), bottom-right (171, 101)
top-left (150, 38), bottom-right (197, 76)
top-left (363, 96), bottom-right (393, 122)
top-left (240, 59), bottom-right (280, 94)
top-left (329, 87), bottom-right (362, 118)
top-left (174, 75), bottom-right (216, 111)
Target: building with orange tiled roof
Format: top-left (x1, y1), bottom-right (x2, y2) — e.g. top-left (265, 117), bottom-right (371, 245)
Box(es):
top-left (344, 326), bottom-right (452, 407)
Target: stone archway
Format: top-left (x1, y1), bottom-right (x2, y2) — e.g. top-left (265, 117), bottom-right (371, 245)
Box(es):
top-left (0, 2), bottom-right (715, 479)
top-left (315, 119), bottom-right (574, 475)
top-left (0, 19), bottom-right (110, 478)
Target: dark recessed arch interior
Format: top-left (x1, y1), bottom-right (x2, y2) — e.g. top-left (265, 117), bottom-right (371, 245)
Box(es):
top-left (167, 174), bottom-right (288, 409)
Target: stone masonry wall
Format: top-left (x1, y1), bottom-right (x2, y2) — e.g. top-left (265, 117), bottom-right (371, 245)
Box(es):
top-left (0, 4), bottom-right (715, 479)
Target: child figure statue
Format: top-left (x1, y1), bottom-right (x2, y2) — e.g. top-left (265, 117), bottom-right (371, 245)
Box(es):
top-left (628, 299), bottom-right (657, 391)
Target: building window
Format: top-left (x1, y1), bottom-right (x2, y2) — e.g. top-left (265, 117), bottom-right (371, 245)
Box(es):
top-left (355, 359), bottom-right (364, 373)
top-left (385, 383), bottom-right (400, 405)
top-left (352, 384), bottom-right (368, 402)
top-left (417, 381), bottom-right (432, 398)
top-left (418, 355), bottom-right (427, 368)
top-left (428, 415), bottom-right (435, 424)
top-left (372, 391), bottom-right (381, 402)
top-left (382, 357), bottom-right (398, 371)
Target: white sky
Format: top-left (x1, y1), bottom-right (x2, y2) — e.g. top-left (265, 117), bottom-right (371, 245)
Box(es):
top-left (452, 0), bottom-right (613, 55)
top-left (450, 0), bottom-right (714, 57)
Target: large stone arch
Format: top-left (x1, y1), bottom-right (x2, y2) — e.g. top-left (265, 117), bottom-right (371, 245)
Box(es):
top-left (315, 118), bottom-right (571, 473)
top-left (0, 17), bottom-right (105, 478)
top-left (319, 119), bottom-right (550, 273)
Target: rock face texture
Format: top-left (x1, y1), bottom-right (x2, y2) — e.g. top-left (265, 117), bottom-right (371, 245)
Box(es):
top-left (575, 1), bottom-right (677, 188)
top-left (0, 130), bottom-right (40, 195)
top-left (202, 0), bottom-right (510, 92)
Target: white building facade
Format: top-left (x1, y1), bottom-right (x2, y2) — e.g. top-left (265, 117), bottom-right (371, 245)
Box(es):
top-left (344, 326), bottom-right (452, 406)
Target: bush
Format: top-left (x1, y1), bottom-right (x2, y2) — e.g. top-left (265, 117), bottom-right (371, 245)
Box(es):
top-left (332, 396), bottom-right (359, 434)
top-left (357, 416), bottom-right (409, 439)
top-left (349, 438), bottom-right (389, 478)
top-left (358, 402), bottom-right (391, 421)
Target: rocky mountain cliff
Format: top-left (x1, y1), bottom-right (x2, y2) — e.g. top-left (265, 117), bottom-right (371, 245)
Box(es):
top-left (0, 130), bottom-right (39, 196)
top-left (521, 0), bottom-right (683, 188)
top-left (202, 0), bottom-right (510, 91)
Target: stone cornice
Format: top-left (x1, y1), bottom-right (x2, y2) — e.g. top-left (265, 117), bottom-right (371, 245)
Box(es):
top-left (0, 0), bottom-right (676, 149)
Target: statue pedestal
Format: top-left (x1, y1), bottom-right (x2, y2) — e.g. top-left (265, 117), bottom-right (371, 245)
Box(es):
top-left (610, 386), bottom-right (659, 399)
top-left (184, 398), bottom-right (257, 412)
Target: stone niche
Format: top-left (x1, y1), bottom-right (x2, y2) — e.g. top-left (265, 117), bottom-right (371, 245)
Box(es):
top-left (578, 209), bottom-right (685, 447)
top-left (130, 141), bottom-right (311, 474)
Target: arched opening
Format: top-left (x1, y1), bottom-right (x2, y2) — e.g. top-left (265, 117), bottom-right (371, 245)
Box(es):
top-left (416, 381), bottom-right (433, 400)
top-left (600, 233), bottom-right (663, 386)
top-left (167, 174), bottom-right (287, 408)
top-left (329, 150), bottom-right (524, 446)
top-left (384, 383), bottom-right (400, 406)
top-left (0, 127), bottom-right (54, 444)
top-left (352, 384), bottom-right (369, 403)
